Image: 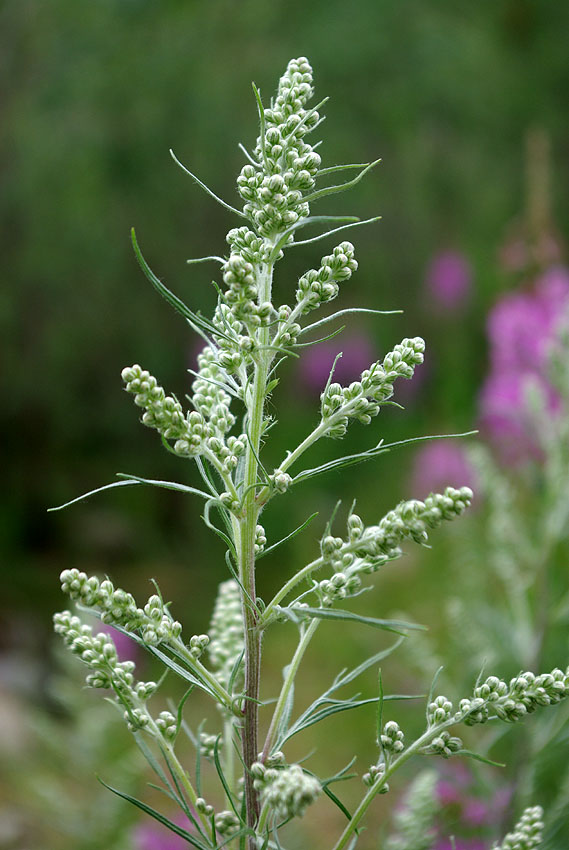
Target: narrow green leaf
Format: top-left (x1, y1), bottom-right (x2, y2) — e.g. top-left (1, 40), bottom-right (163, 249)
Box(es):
top-left (147, 646), bottom-right (217, 700)
top-left (158, 745), bottom-right (205, 835)
top-left (270, 215), bottom-right (362, 259)
top-left (238, 141), bottom-right (257, 165)
top-left (457, 749), bottom-right (506, 768)
top-left (213, 736), bottom-right (241, 818)
top-left (331, 639), bottom-right (405, 692)
top-left (186, 255), bottom-right (224, 265)
top-left (290, 216), bottom-right (381, 249)
top-left (318, 162), bottom-right (371, 175)
top-left (227, 649), bottom-right (245, 695)
top-left (251, 82), bottom-right (268, 169)
top-left (256, 512), bottom-right (319, 561)
top-left (377, 670), bottom-right (384, 749)
top-left (380, 431), bottom-right (478, 453)
top-left (299, 307), bottom-right (401, 338)
top-left (115, 474), bottom-right (211, 500)
top-left (426, 666), bottom-right (444, 724)
top-left (48, 479), bottom-right (141, 511)
top-left (175, 686), bottom-right (195, 739)
top-left (303, 158), bottom-right (382, 203)
top-left (294, 325), bottom-right (345, 347)
top-left (98, 778), bottom-right (210, 850)
top-left (281, 606), bottom-right (425, 634)
top-left (132, 229), bottom-right (234, 343)
top-left (170, 150), bottom-right (246, 218)
top-left (292, 442), bottom-right (389, 485)
top-left (322, 784), bottom-right (352, 821)
top-left (134, 735), bottom-right (174, 794)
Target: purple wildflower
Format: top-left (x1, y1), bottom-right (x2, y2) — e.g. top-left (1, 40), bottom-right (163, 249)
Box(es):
top-left (479, 265), bottom-right (569, 464)
top-left (134, 814), bottom-right (194, 850)
top-left (425, 251), bottom-right (472, 313)
top-left (410, 441), bottom-right (476, 500)
top-left (98, 624), bottom-right (139, 663)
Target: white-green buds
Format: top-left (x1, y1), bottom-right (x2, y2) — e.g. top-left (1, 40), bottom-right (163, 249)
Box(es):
top-left (214, 810), bottom-right (240, 837)
top-left (296, 242), bottom-right (358, 314)
top-left (208, 580), bottom-right (244, 691)
top-left (362, 762), bottom-right (387, 790)
top-left (254, 524), bottom-right (267, 555)
top-left (270, 470), bottom-right (292, 494)
top-left (314, 487), bottom-right (473, 606)
top-left (199, 731), bottom-right (219, 760)
top-left (196, 797), bottom-right (215, 817)
top-left (155, 710), bottom-right (177, 741)
top-left (425, 731), bottom-right (463, 758)
top-left (381, 720), bottom-right (405, 755)
top-left (320, 337), bottom-right (425, 437)
top-left (237, 57), bottom-right (319, 239)
top-left (58, 570), bottom-right (184, 652)
top-left (493, 805), bottom-right (544, 850)
top-left (252, 762), bottom-right (321, 819)
top-left (460, 668), bottom-right (569, 726)
top-left (122, 364), bottom-right (208, 456)
top-left (53, 611), bottom-right (153, 708)
top-left (427, 695), bottom-right (454, 726)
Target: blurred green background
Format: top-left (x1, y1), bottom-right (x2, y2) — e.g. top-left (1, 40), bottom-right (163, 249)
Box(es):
top-left (2, 0), bottom-right (569, 847)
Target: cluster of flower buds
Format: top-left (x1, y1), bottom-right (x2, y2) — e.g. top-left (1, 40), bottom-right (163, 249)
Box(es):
top-left (53, 611), bottom-right (156, 700)
top-left (254, 524), bottom-right (267, 555)
top-left (427, 695), bottom-right (454, 726)
top-left (155, 710), bottom-right (177, 741)
top-left (315, 488), bottom-right (473, 605)
top-left (208, 580), bottom-right (244, 690)
top-left (251, 761), bottom-right (321, 820)
top-left (362, 762), bottom-right (388, 791)
top-left (237, 57), bottom-right (320, 239)
top-left (425, 730), bottom-right (463, 759)
top-left (269, 469), bottom-right (293, 494)
top-left (121, 364), bottom-right (209, 457)
top-left (199, 731), bottom-right (218, 760)
top-left (493, 806), bottom-right (544, 850)
top-left (192, 344), bottom-right (237, 429)
top-left (59, 569), bottom-right (184, 649)
top-left (295, 242), bottom-right (358, 314)
top-left (460, 668), bottom-right (569, 726)
top-left (320, 337), bottom-right (425, 437)
top-left (272, 304), bottom-right (302, 349)
top-left (214, 810), bottom-right (240, 838)
top-left (380, 720), bottom-right (405, 756)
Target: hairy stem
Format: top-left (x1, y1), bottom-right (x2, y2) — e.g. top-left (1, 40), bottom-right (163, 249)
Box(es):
top-left (238, 259), bottom-right (274, 844)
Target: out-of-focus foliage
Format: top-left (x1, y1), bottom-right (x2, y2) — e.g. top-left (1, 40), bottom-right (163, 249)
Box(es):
top-left (3, 1), bottom-right (569, 847)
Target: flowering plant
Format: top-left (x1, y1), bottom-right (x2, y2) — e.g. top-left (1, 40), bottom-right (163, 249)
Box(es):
top-left (52, 58), bottom-right (568, 850)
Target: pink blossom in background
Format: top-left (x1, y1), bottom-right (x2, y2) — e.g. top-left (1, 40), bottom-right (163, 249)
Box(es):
top-left (410, 440), bottom-right (476, 499)
top-left (134, 814), bottom-right (194, 850)
top-left (98, 624), bottom-right (139, 663)
top-left (298, 332), bottom-right (376, 393)
top-left (463, 798), bottom-right (490, 827)
top-left (479, 265), bottom-right (569, 464)
top-left (434, 841), bottom-right (486, 850)
top-left (425, 251), bottom-right (472, 313)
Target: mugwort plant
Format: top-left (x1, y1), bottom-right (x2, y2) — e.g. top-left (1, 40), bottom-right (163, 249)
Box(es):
top-left (52, 58), bottom-right (569, 850)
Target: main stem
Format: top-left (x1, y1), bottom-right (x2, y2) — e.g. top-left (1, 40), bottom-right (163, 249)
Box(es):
top-left (238, 259), bottom-right (273, 844)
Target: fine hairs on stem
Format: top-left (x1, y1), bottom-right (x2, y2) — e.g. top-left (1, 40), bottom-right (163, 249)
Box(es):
top-left (52, 58), bottom-right (567, 850)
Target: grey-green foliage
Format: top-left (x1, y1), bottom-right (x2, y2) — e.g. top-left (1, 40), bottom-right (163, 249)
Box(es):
top-left (384, 770), bottom-right (438, 850)
top-left (51, 57), bottom-right (567, 850)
